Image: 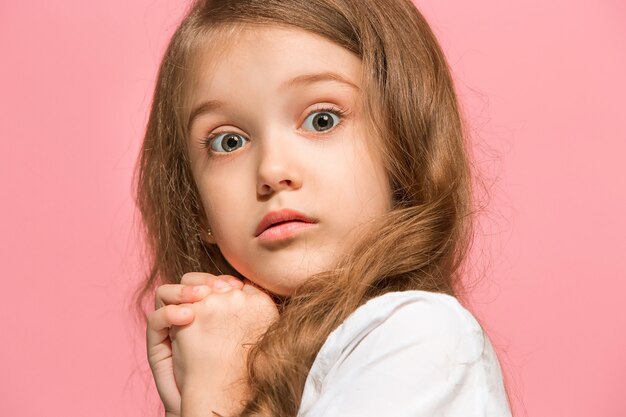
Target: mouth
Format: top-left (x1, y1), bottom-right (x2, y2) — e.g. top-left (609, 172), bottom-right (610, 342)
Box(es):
top-left (254, 209), bottom-right (317, 239)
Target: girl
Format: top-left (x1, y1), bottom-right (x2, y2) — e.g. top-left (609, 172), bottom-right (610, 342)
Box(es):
top-left (137, 0), bottom-right (512, 416)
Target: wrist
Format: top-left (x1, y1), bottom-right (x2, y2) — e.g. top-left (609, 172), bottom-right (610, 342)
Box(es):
top-left (180, 388), bottom-right (215, 417)
top-left (180, 380), bottom-right (248, 417)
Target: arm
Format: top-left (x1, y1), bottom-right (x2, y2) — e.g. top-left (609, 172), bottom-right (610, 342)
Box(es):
top-left (176, 342), bottom-right (250, 417)
top-left (170, 281), bottom-right (278, 417)
top-left (146, 273), bottom-right (245, 417)
top-left (298, 292), bottom-right (511, 417)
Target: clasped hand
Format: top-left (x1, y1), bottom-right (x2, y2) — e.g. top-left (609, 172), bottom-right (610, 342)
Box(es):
top-left (146, 273), bottom-right (279, 417)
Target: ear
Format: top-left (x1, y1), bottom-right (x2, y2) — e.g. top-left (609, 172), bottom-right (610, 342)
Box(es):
top-left (198, 215), bottom-right (217, 245)
top-left (200, 226), bottom-right (217, 245)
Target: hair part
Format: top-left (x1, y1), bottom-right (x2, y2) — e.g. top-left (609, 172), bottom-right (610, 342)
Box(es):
top-left (135, 0), bottom-right (478, 415)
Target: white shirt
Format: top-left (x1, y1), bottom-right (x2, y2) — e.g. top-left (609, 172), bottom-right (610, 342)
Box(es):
top-left (297, 290), bottom-right (512, 417)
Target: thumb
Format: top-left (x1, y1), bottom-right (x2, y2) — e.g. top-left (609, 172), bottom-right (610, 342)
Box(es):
top-left (241, 279), bottom-right (264, 295)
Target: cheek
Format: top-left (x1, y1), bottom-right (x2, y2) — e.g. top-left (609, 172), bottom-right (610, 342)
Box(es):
top-left (339, 138), bottom-right (391, 215)
top-left (197, 171), bottom-right (248, 232)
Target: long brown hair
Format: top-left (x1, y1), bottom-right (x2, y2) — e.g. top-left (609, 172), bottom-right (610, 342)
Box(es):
top-left (135, 0), bottom-right (476, 415)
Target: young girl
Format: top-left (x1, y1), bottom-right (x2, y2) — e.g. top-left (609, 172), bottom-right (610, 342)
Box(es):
top-left (137, 0), bottom-right (512, 416)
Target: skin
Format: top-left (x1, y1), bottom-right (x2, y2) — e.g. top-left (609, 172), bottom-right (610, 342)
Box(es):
top-left (188, 25), bottom-right (392, 296)
top-left (147, 25), bottom-right (393, 417)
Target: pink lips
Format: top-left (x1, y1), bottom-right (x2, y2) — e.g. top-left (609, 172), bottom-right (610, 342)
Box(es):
top-left (254, 209), bottom-right (317, 241)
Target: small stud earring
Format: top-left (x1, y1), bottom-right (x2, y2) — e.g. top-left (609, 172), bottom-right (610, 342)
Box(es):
top-left (206, 228), bottom-right (212, 237)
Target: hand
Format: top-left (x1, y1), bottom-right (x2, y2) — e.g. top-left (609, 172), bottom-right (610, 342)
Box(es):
top-left (146, 273), bottom-right (244, 417)
top-left (170, 279), bottom-right (279, 417)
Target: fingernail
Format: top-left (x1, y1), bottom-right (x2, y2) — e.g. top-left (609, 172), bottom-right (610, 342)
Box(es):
top-left (192, 285), bottom-right (209, 295)
top-left (227, 278), bottom-right (242, 288)
top-left (214, 280), bottom-right (233, 292)
top-left (180, 307), bottom-right (191, 315)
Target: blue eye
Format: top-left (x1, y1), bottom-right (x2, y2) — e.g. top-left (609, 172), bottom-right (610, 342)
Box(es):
top-left (209, 133), bottom-right (249, 153)
top-left (302, 111), bottom-right (341, 132)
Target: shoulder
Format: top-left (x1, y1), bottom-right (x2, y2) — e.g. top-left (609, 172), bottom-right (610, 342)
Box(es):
top-left (321, 290), bottom-right (485, 366)
top-left (298, 291), bottom-right (511, 417)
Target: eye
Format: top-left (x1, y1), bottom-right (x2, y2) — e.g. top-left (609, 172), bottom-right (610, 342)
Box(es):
top-left (302, 110), bottom-right (342, 132)
top-left (207, 132), bottom-right (249, 153)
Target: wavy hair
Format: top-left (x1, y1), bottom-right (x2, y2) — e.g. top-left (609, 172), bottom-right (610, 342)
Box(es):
top-left (135, 0), bottom-right (476, 415)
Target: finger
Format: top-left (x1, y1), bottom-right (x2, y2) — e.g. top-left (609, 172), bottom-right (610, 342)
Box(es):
top-left (212, 276), bottom-right (247, 293)
top-left (180, 272), bottom-right (218, 286)
top-left (241, 279), bottom-right (266, 295)
top-left (223, 276), bottom-right (245, 289)
top-left (155, 284), bottom-right (211, 309)
top-left (147, 304), bottom-right (195, 349)
top-left (181, 272), bottom-right (244, 290)
top-left (241, 281), bottom-right (278, 309)
top-left (211, 275), bottom-right (244, 290)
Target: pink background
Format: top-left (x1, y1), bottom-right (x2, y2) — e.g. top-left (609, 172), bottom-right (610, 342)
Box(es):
top-left (1, 0), bottom-right (624, 416)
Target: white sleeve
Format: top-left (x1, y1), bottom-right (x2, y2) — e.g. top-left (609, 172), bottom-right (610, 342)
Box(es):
top-left (298, 292), bottom-right (511, 417)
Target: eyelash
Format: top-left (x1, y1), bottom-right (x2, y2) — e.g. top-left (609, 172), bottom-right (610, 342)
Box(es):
top-left (306, 105), bottom-right (349, 129)
top-left (298, 105), bottom-right (350, 139)
top-left (200, 105), bottom-right (349, 152)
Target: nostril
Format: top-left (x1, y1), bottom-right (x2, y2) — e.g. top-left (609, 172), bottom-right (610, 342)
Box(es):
top-left (259, 184), bottom-right (272, 195)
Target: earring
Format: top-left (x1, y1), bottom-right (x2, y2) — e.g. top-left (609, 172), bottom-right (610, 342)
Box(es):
top-left (206, 228), bottom-right (212, 237)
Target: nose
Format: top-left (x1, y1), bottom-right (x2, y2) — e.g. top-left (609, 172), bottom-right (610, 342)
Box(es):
top-left (256, 138), bottom-right (303, 196)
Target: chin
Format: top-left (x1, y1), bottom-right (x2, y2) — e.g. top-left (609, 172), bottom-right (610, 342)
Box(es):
top-left (251, 275), bottom-right (302, 297)
top-left (240, 268), bottom-right (311, 298)
top-left (226, 254), bottom-right (334, 297)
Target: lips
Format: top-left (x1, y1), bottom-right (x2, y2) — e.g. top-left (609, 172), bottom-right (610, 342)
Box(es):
top-left (254, 209), bottom-right (316, 237)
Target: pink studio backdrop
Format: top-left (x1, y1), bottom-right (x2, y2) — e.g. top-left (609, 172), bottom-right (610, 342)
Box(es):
top-left (1, 0), bottom-right (624, 416)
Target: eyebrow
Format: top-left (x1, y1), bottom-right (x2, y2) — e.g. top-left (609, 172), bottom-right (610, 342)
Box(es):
top-left (188, 100), bottom-right (224, 130)
top-left (279, 71), bottom-right (360, 93)
top-left (188, 72), bottom-right (360, 129)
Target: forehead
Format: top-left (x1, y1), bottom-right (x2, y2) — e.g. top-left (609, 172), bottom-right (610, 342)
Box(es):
top-left (189, 24), bottom-right (362, 105)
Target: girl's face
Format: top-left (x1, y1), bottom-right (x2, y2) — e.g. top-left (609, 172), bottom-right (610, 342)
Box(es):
top-left (187, 25), bottom-right (391, 295)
